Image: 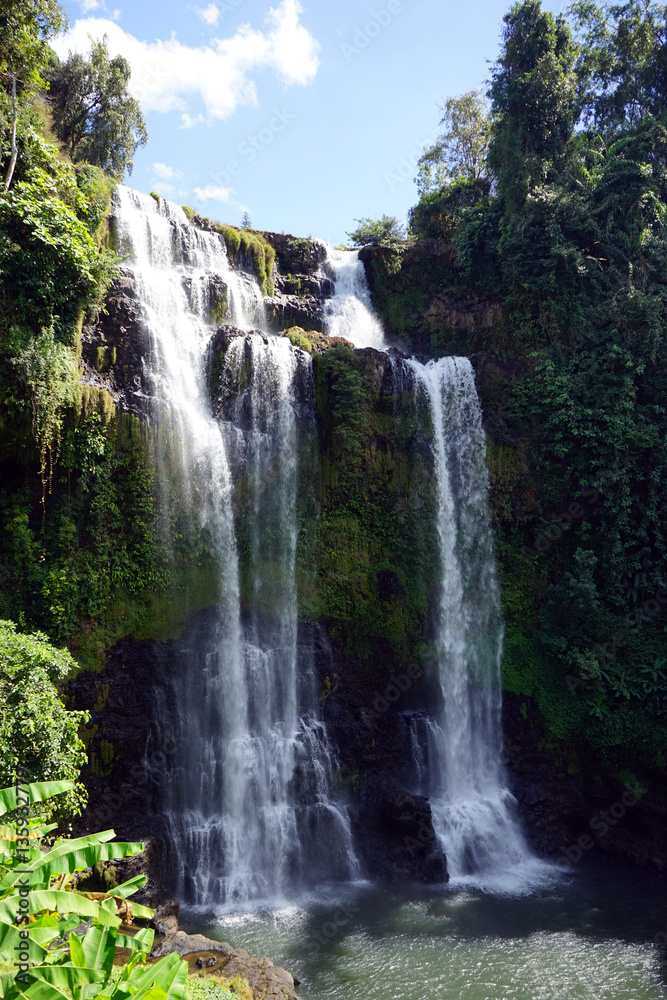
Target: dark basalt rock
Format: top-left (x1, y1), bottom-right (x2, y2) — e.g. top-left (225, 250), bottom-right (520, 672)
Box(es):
top-left (264, 293), bottom-right (324, 333)
top-left (80, 269), bottom-right (154, 416)
top-left (274, 272), bottom-right (334, 299)
top-left (65, 633), bottom-right (167, 842)
top-left (312, 626), bottom-right (449, 883)
top-left (259, 232), bottom-right (332, 331)
top-left (352, 777), bottom-right (448, 882)
top-left (259, 232), bottom-right (327, 276)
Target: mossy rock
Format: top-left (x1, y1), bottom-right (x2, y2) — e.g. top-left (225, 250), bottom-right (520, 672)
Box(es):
top-left (283, 326), bottom-right (354, 354)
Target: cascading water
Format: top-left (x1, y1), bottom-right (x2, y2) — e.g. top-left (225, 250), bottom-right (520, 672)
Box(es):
top-left (323, 243), bottom-right (547, 890)
top-left (113, 187), bottom-right (356, 907)
top-left (407, 357), bottom-right (547, 890)
top-left (214, 333), bottom-right (358, 902)
top-left (323, 247), bottom-right (388, 349)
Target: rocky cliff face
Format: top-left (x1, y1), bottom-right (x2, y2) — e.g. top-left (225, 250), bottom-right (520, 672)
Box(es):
top-left (69, 224), bottom-right (667, 899)
top-left (79, 269), bottom-right (152, 416)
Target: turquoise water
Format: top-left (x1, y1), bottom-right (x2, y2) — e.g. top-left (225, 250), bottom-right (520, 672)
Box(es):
top-left (184, 858), bottom-right (667, 999)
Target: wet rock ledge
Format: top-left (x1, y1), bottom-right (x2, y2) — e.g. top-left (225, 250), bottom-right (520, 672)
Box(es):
top-left (104, 851), bottom-right (302, 1000)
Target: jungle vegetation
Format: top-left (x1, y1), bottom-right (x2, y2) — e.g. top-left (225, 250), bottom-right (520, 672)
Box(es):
top-left (364, 0), bottom-right (667, 778)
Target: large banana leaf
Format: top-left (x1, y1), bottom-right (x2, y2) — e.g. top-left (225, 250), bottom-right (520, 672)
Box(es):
top-left (106, 876), bottom-right (147, 900)
top-left (111, 953), bottom-right (187, 1000)
top-left (0, 892), bottom-right (121, 928)
top-left (0, 785), bottom-right (76, 820)
top-left (1, 836), bottom-right (144, 893)
top-left (16, 978), bottom-right (71, 1000)
top-left (0, 785), bottom-right (185, 1000)
top-left (67, 932), bottom-right (88, 969)
top-left (68, 926), bottom-right (116, 1000)
top-left (116, 929), bottom-right (154, 954)
top-left (0, 973), bottom-right (17, 998)
top-left (29, 968), bottom-right (107, 989)
top-left (79, 926), bottom-right (115, 974)
top-left (0, 923), bottom-right (52, 962)
top-left (0, 979), bottom-right (71, 1000)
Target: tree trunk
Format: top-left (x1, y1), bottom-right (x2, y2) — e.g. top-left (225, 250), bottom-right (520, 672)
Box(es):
top-left (4, 73), bottom-right (18, 190)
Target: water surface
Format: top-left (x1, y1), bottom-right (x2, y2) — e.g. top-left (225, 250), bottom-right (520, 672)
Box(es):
top-left (183, 858), bottom-right (667, 999)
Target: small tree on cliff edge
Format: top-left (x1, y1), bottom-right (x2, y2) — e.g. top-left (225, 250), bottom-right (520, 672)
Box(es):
top-left (48, 35), bottom-right (147, 178)
top-left (346, 214), bottom-right (406, 249)
top-left (415, 89), bottom-right (491, 197)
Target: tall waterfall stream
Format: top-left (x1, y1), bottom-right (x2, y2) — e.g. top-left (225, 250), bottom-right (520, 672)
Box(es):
top-left (115, 188), bottom-right (356, 907)
top-left (114, 190), bottom-right (666, 997)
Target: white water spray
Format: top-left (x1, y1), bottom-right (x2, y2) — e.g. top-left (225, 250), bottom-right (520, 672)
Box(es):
top-left (319, 239), bottom-right (548, 891)
top-left (408, 357), bottom-right (551, 891)
top-left (323, 248), bottom-right (388, 349)
top-left (114, 187), bottom-right (356, 907)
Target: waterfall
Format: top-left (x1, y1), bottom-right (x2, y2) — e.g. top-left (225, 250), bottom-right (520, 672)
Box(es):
top-left (408, 357), bottom-right (548, 891)
top-left (323, 247), bottom-right (388, 349)
top-left (113, 187), bottom-right (356, 907)
top-left (320, 242), bottom-right (545, 890)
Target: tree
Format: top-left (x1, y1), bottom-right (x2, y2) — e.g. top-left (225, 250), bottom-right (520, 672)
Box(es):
top-left (488, 0), bottom-right (577, 209)
top-left (48, 36), bottom-right (147, 178)
top-left (0, 0), bottom-right (67, 188)
top-left (241, 210), bottom-right (252, 229)
top-left (0, 620), bottom-right (87, 820)
top-left (415, 90), bottom-right (491, 197)
top-left (346, 214), bottom-right (406, 248)
top-left (409, 176), bottom-right (491, 240)
top-left (570, 0), bottom-right (667, 135)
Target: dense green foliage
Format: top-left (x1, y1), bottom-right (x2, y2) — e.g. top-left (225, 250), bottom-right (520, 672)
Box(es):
top-left (415, 90), bottom-right (490, 197)
top-left (0, 2), bottom-right (185, 686)
top-left (364, 0), bottom-right (667, 780)
top-left (309, 346), bottom-right (440, 671)
top-left (0, 624), bottom-right (87, 817)
top-left (346, 214), bottom-right (406, 249)
top-left (47, 37), bottom-right (148, 178)
top-left (0, 780), bottom-right (190, 1000)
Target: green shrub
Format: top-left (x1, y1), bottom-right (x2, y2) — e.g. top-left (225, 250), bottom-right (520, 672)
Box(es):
top-left (284, 326), bottom-right (313, 352)
top-left (0, 622), bottom-right (87, 819)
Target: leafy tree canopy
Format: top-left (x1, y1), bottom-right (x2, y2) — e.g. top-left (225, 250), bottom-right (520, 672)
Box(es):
top-left (48, 36), bottom-right (147, 178)
top-left (570, 0), bottom-right (667, 134)
top-left (346, 214), bottom-right (406, 249)
top-left (0, 0), bottom-right (65, 77)
top-left (488, 0), bottom-right (577, 208)
top-left (0, 0), bottom-right (67, 188)
top-left (415, 90), bottom-right (491, 197)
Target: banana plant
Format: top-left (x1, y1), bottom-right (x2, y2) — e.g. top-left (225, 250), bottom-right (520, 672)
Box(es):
top-left (0, 781), bottom-right (188, 1000)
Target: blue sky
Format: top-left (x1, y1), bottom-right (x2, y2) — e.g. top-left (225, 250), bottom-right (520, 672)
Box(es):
top-left (53, 0), bottom-right (567, 245)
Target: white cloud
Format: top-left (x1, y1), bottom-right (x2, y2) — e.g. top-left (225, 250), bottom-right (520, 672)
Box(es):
top-left (193, 185), bottom-right (234, 203)
top-left (196, 4), bottom-right (219, 25)
top-left (79, 0), bottom-right (120, 17)
top-left (152, 182), bottom-right (176, 196)
top-left (152, 162), bottom-right (182, 181)
top-left (179, 112), bottom-right (206, 130)
top-left (52, 0), bottom-right (320, 122)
